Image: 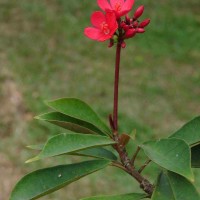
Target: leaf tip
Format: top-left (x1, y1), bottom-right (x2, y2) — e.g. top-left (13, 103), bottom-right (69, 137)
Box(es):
top-left (44, 100), bottom-right (52, 106)
top-left (26, 145), bottom-right (32, 149)
top-left (34, 115), bottom-right (40, 120)
top-left (34, 114), bottom-right (46, 121)
top-left (190, 175), bottom-right (195, 183)
top-left (186, 170), bottom-right (195, 182)
top-left (25, 156), bottom-right (40, 163)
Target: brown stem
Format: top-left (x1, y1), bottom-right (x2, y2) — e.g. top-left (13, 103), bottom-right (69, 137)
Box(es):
top-left (113, 42), bottom-right (121, 131)
top-left (111, 31), bottom-right (153, 196)
top-left (138, 159), bottom-right (151, 174)
top-left (109, 114), bottom-right (115, 132)
top-left (113, 134), bottom-right (154, 195)
top-left (131, 146), bottom-right (141, 165)
top-left (110, 161), bottom-right (128, 172)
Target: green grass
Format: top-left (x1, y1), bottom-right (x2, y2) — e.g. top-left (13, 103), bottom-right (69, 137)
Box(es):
top-left (0, 0), bottom-right (200, 199)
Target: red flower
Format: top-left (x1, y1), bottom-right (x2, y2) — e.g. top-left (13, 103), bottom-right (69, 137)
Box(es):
top-left (139, 18), bottom-right (150, 28)
top-left (97, 0), bottom-right (135, 19)
top-left (133, 5), bottom-right (144, 19)
top-left (84, 11), bottom-right (118, 42)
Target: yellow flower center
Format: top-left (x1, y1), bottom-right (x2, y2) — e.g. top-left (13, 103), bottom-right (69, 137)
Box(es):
top-left (101, 22), bottom-right (110, 35)
top-left (115, 2), bottom-right (122, 11)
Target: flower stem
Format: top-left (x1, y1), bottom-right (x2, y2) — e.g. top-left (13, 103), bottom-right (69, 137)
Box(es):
top-left (113, 42), bottom-right (122, 131)
top-left (111, 30), bottom-right (154, 196)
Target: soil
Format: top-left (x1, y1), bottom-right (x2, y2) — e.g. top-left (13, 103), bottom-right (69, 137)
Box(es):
top-left (0, 55), bottom-right (31, 200)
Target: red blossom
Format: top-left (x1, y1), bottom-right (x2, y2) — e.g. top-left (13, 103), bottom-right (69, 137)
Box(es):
top-left (120, 5), bottom-right (150, 40)
top-left (133, 5), bottom-right (144, 19)
top-left (97, 0), bottom-right (135, 19)
top-left (125, 29), bottom-right (136, 38)
top-left (84, 11), bottom-right (118, 42)
top-left (136, 28), bottom-right (145, 33)
top-left (139, 18), bottom-right (150, 28)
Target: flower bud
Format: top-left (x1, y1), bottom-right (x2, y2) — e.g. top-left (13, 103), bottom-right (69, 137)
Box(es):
top-left (121, 41), bottom-right (126, 48)
top-left (133, 21), bottom-right (139, 27)
top-left (108, 39), bottom-right (114, 48)
top-left (134, 5), bottom-right (144, 19)
top-left (136, 28), bottom-right (145, 33)
top-left (120, 21), bottom-right (126, 28)
top-left (139, 18), bottom-right (150, 28)
top-left (122, 25), bottom-right (130, 31)
top-left (125, 29), bottom-right (136, 38)
top-left (125, 15), bottom-right (130, 24)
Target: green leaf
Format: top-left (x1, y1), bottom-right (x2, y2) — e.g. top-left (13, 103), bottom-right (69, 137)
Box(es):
top-left (72, 148), bottom-right (117, 161)
top-left (81, 193), bottom-right (147, 200)
top-left (27, 144), bottom-right (117, 161)
top-left (36, 112), bottom-right (105, 135)
top-left (10, 160), bottom-right (110, 200)
top-left (141, 138), bottom-right (194, 181)
top-left (170, 116), bottom-right (200, 146)
top-left (46, 98), bottom-right (111, 136)
top-left (151, 171), bottom-right (200, 200)
top-left (27, 144), bottom-right (43, 151)
top-left (26, 133), bottom-right (116, 163)
top-left (191, 144), bottom-right (200, 168)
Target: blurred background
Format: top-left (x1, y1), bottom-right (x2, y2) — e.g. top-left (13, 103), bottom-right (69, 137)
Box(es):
top-left (0, 0), bottom-right (200, 199)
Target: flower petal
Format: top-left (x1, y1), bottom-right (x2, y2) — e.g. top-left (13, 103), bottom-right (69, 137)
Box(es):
top-left (110, 22), bottom-right (118, 35)
top-left (84, 27), bottom-right (101, 40)
top-left (98, 32), bottom-right (111, 41)
top-left (117, 9), bottom-right (130, 17)
top-left (110, 0), bottom-right (124, 10)
top-left (122, 0), bottom-right (134, 11)
top-left (97, 0), bottom-right (112, 11)
top-left (105, 11), bottom-right (117, 29)
top-left (91, 11), bottom-right (106, 28)
top-left (117, 0), bottom-right (134, 17)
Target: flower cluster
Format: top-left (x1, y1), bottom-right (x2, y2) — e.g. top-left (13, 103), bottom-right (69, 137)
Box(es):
top-left (84, 0), bottom-right (150, 47)
top-left (84, 11), bottom-right (118, 42)
top-left (121, 6), bottom-right (150, 39)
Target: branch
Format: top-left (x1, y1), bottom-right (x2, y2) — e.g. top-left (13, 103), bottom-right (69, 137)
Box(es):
top-left (113, 133), bottom-right (154, 196)
top-left (138, 159), bottom-right (151, 174)
top-left (110, 161), bottom-right (129, 172)
top-left (131, 146), bottom-right (141, 165)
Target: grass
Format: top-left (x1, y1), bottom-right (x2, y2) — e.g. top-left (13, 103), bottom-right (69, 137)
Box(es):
top-left (0, 0), bottom-right (200, 199)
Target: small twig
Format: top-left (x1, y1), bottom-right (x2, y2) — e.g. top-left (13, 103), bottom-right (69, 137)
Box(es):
top-left (138, 159), bottom-right (151, 173)
top-left (109, 114), bottom-right (115, 132)
top-left (111, 161), bottom-right (129, 172)
top-left (131, 146), bottom-right (141, 165)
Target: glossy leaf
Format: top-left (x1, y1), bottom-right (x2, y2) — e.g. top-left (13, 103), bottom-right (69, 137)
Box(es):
top-left (170, 116), bottom-right (200, 146)
top-left (27, 144), bottom-right (117, 161)
top-left (81, 193), bottom-right (147, 200)
top-left (46, 98), bottom-right (111, 135)
top-left (27, 144), bottom-right (43, 151)
top-left (141, 138), bottom-right (194, 181)
top-left (10, 160), bottom-right (110, 200)
top-left (26, 133), bottom-right (115, 163)
top-left (151, 171), bottom-right (200, 200)
top-left (35, 112), bottom-right (105, 135)
top-left (191, 144), bottom-right (200, 168)
top-left (72, 148), bottom-right (117, 161)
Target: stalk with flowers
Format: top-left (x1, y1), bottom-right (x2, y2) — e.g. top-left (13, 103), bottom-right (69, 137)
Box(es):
top-left (10, 0), bottom-right (200, 200)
